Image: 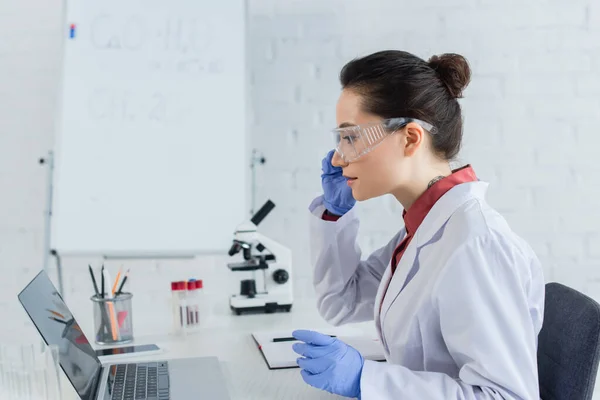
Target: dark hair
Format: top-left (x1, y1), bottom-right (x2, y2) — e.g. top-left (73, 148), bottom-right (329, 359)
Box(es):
top-left (339, 50), bottom-right (471, 160)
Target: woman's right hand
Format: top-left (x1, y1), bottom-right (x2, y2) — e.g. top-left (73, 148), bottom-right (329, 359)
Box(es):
top-left (321, 150), bottom-right (356, 216)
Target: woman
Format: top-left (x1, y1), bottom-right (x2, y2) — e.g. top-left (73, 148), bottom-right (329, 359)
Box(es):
top-left (291, 50), bottom-right (545, 399)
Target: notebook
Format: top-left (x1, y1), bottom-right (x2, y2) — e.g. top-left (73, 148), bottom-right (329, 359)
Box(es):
top-left (252, 329), bottom-right (386, 370)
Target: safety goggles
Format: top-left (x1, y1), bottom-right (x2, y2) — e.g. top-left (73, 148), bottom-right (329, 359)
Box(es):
top-left (332, 117), bottom-right (438, 163)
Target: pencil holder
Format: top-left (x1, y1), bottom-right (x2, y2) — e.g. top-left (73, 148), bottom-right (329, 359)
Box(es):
top-left (91, 293), bottom-right (134, 345)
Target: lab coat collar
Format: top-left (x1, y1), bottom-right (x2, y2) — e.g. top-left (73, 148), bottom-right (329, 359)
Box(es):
top-left (403, 165), bottom-right (478, 235)
top-left (413, 180), bottom-right (489, 247)
top-left (378, 180), bottom-right (489, 329)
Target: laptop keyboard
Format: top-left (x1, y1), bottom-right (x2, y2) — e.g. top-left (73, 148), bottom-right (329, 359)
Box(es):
top-left (111, 361), bottom-right (170, 400)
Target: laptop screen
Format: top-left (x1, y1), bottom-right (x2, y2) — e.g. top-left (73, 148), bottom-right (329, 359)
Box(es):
top-left (18, 271), bottom-right (102, 400)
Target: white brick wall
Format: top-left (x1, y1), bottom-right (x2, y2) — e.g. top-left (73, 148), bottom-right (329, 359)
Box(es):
top-left (1, 0), bottom-right (600, 396)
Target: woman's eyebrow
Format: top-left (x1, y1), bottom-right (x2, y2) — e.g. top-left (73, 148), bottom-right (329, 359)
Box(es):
top-left (338, 122), bottom-right (357, 128)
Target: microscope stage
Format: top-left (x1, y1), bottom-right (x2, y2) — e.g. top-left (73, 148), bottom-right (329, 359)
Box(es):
top-left (230, 295), bottom-right (292, 315)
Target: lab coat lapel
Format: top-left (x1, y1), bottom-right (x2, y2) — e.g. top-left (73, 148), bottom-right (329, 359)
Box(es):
top-left (374, 229), bottom-right (404, 356)
top-left (379, 243), bottom-right (418, 325)
top-left (374, 266), bottom-right (392, 335)
top-left (379, 181), bottom-right (489, 324)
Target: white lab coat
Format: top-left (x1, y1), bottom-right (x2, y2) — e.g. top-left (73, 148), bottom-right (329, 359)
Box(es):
top-left (309, 181), bottom-right (545, 400)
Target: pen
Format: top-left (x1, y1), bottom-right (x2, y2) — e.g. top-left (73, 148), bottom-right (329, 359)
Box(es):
top-left (100, 264), bottom-right (105, 298)
top-left (88, 265), bottom-right (100, 298)
top-left (103, 268), bottom-right (120, 341)
top-left (112, 267), bottom-right (123, 296)
top-left (115, 269), bottom-right (130, 296)
top-left (272, 335), bottom-right (336, 342)
top-left (88, 266), bottom-right (108, 337)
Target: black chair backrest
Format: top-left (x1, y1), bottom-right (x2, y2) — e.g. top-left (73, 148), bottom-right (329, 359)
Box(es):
top-left (538, 282), bottom-right (600, 400)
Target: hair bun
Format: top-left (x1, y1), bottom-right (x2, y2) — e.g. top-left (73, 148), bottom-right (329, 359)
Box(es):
top-left (428, 53), bottom-right (471, 98)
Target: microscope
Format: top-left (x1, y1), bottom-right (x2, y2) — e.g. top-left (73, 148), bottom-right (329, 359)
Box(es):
top-left (227, 200), bottom-right (293, 315)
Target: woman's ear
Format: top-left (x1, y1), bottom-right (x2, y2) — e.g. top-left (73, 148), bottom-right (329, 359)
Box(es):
top-left (403, 123), bottom-right (425, 157)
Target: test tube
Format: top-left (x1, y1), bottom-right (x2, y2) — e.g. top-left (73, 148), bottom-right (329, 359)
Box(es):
top-left (0, 345), bottom-right (8, 398)
top-left (0, 343), bottom-right (62, 400)
top-left (21, 343), bottom-right (35, 399)
top-left (171, 281), bottom-right (183, 333)
top-left (179, 281), bottom-right (188, 333)
top-left (44, 344), bottom-right (62, 400)
top-left (187, 280), bottom-right (198, 327)
top-left (196, 280), bottom-right (205, 326)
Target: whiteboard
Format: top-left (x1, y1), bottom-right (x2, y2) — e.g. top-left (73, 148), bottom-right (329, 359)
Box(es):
top-left (51, 0), bottom-right (248, 256)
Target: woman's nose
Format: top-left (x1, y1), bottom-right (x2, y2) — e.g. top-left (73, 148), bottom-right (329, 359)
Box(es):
top-left (331, 150), bottom-right (346, 167)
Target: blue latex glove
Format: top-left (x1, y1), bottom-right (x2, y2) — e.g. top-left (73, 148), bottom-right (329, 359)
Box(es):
top-left (292, 329), bottom-right (364, 399)
top-left (321, 150), bottom-right (355, 216)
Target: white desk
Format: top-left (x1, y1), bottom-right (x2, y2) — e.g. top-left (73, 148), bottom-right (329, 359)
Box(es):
top-left (61, 306), bottom-right (376, 400)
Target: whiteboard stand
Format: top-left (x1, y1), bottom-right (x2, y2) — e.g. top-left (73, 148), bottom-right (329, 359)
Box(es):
top-left (40, 151), bottom-right (66, 296)
top-left (250, 149), bottom-right (266, 216)
top-left (100, 252), bottom-right (196, 260)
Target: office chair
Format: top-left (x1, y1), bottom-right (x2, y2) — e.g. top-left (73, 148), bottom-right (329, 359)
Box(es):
top-left (537, 282), bottom-right (600, 400)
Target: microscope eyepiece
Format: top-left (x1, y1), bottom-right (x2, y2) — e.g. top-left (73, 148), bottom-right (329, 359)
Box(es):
top-left (250, 200), bottom-right (275, 226)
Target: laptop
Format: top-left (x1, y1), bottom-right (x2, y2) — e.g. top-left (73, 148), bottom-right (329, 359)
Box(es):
top-left (18, 270), bottom-right (231, 400)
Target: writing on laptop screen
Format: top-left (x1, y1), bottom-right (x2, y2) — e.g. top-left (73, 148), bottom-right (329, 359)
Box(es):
top-left (18, 271), bottom-right (102, 400)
